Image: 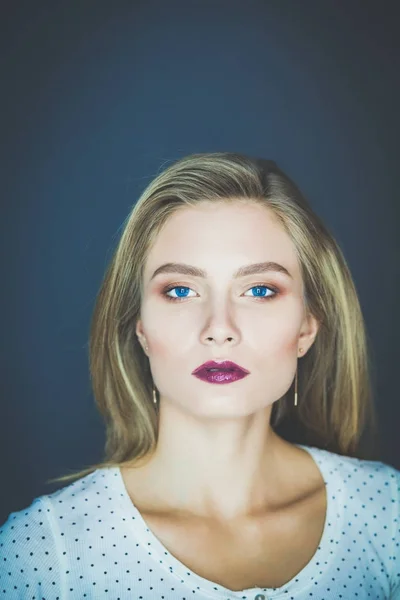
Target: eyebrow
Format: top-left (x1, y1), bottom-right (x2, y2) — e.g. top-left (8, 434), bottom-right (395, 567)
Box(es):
top-left (150, 261), bottom-right (293, 281)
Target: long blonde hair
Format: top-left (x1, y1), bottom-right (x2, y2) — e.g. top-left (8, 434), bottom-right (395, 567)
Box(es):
top-left (48, 152), bottom-right (381, 485)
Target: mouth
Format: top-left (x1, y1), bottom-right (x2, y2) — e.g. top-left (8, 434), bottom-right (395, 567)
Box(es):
top-left (192, 360), bottom-right (250, 384)
top-left (193, 360), bottom-right (250, 375)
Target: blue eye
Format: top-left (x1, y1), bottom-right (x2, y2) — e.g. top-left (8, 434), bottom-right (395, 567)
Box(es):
top-left (165, 286), bottom-right (195, 299)
top-left (163, 284), bottom-right (279, 302)
top-left (244, 286), bottom-right (276, 298)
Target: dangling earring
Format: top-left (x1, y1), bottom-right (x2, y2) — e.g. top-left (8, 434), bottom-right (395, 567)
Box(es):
top-left (295, 348), bottom-right (303, 407)
top-left (144, 342), bottom-right (157, 407)
top-left (145, 346), bottom-right (157, 406)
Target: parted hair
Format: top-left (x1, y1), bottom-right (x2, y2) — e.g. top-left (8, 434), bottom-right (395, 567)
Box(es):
top-left (48, 152), bottom-right (381, 485)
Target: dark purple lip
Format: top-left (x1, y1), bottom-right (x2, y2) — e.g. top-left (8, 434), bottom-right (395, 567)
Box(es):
top-left (192, 360), bottom-right (250, 375)
top-left (192, 368), bottom-right (249, 384)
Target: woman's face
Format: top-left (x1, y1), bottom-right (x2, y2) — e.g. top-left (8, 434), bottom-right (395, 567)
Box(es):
top-left (136, 201), bottom-right (319, 418)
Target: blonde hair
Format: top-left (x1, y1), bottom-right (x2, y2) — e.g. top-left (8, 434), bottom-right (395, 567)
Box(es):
top-left (48, 152), bottom-right (381, 485)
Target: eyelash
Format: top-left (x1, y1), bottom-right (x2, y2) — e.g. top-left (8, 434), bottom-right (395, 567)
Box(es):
top-left (161, 283), bottom-right (280, 303)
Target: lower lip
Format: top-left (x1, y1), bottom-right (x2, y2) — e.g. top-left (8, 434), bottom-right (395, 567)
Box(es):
top-left (193, 370), bottom-right (249, 384)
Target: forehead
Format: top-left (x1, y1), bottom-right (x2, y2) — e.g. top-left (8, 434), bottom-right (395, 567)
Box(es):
top-left (144, 202), bottom-right (300, 279)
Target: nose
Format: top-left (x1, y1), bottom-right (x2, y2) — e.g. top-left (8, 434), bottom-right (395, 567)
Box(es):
top-left (205, 336), bottom-right (235, 344)
top-left (200, 297), bottom-right (241, 347)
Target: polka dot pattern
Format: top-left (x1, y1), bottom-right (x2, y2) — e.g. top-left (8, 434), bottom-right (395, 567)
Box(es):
top-left (0, 445), bottom-right (399, 599)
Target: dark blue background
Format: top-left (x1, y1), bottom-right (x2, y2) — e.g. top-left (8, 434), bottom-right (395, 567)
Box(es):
top-left (1, 0), bottom-right (399, 523)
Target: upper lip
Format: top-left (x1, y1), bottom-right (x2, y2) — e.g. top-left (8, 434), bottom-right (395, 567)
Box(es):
top-left (192, 360), bottom-right (250, 374)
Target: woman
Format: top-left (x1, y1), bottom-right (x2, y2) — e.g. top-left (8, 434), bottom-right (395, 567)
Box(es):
top-left (1, 152), bottom-right (399, 599)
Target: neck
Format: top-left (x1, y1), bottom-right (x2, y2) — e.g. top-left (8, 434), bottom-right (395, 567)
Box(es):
top-left (123, 403), bottom-right (306, 522)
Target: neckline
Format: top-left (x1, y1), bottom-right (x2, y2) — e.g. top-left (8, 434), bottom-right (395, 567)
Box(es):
top-left (107, 444), bottom-right (345, 599)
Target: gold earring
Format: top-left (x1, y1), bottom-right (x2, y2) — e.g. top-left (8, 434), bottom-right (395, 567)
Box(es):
top-left (143, 342), bottom-right (156, 405)
top-left (295, 348), bottom-right (303, 407)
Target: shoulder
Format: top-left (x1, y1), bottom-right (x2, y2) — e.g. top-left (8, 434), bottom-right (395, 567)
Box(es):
top-left (0, 468), bottom-right (110, 597)
top-left (307, 444), bottom-right (399, 487)
top-left (0, 493), bottom-right (60, 597)
top-left (314, 447), bottom-right (400, 595)
top-left (328, 449), bottom-right (399, 497)
top-left (346, 455), bottom-right (400, 596)
top-left (316, 446), bottom-right (399, 509)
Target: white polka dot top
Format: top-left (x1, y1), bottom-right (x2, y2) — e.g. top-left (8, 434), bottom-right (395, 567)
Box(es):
top-left (1, 444), bottom-right (399, 599)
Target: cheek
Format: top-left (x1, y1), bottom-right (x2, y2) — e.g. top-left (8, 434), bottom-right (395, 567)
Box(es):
top-left (256, 314), bottom-right (299, 350)
top-left (146, 335), bottom-right (170, 358)
top-left (283, 335), bottom-right (300, 354)
top-left (256, 336), bottom-right (297, 369)
top-left (145, 317), bottom-right (182, 359)
top-left (272, 335), bottom-right (301, 366)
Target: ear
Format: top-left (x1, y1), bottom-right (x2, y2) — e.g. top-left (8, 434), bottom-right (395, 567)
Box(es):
top-left (135, 319), bottom-right (146, 350)
top-left (298, 313), bottom-right (320, 356)
top-left (136, 318), bottom-right (143, 337)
